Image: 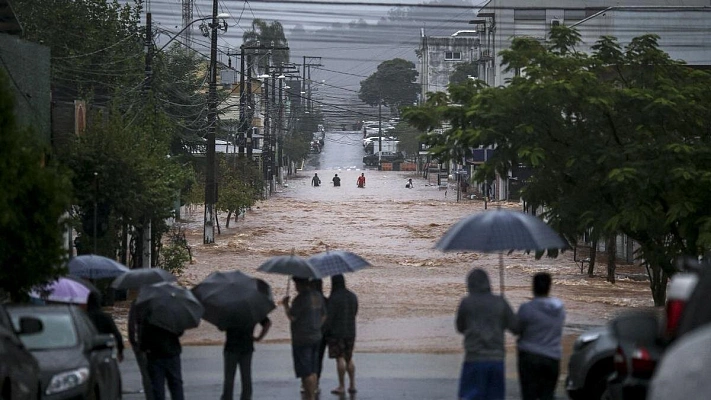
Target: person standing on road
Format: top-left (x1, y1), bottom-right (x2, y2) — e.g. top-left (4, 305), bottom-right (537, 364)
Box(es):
top-left (311, 279), bottom-right (328, 394)
top-left (86, 292), bottom-right (124, 362)
top-left (221, 279), bottom-right (273, 400)
top-left (140, 309), bottom-right (185, 400)
top-left (332, 174), bottom-right (341, 187)
top-left (325, 274), bottom-right (359, 396)
top-left (312, 173), bottom-right (321, 187)
top-left (129, 299), bottom-right (154, 400)
top-left (356, 173), bottom-right (366, 188)
top-left (516, 273), bottom-right (565, 400)
top-left (456, 268), bottom-right (518, 400)
top-left (282, 277), bottom-right (327, 400)
top-left (406, 178), bottom-right (414, 189)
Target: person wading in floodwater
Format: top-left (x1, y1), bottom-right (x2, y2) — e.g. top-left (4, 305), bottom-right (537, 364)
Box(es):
top-left (332, 174), bottom-right (341, 187)
top-left (356, 173), bottom-right (365, 188)
top-left (312, 173), bottom-right (321, 187)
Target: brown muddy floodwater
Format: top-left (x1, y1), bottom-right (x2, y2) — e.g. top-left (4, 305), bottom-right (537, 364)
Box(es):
top-left (110, 132), bottom-right (656, 366)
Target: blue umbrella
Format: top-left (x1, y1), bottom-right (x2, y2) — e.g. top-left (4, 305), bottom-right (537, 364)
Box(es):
top-left (257, 255), bottom-right (322, 279)
top-left (68, 255), bottom-right (130, 279)
top-left (436, 209), bottom-right (567, 293)
top-left (307, 250), bottom-right (371, 277)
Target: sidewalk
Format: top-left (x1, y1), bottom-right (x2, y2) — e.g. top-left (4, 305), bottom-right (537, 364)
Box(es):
top-left (120, 344), bottom-right (566, 399)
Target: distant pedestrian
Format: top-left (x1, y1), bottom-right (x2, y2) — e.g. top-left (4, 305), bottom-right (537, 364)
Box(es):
top-left (129, 299), bottom-right (154, 400)
top-left (282, 278), bottom-right (327, 400)
top-left (221, 279), bottom-right (273, 400)
top-left (312, 173), bottom-right (321, 187)
top-left (356, 173), bottom-right (366, 188)
top-left (332, 174), bottom-right (341, 187)
top-left (140, 309), bottom-right (185, 400)
top-left (456, 268), bottom-right (518, 400)
top-left (86, 292), bottom-right (124, 362)
top-left (325, 274), bottom-right (359, 396)
top-left (406, 178), bottom-right (414, 189)
top-left (516, 273), bottom-right (565, 400)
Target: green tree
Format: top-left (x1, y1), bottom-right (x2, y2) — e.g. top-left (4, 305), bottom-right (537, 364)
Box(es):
top-left (449, 61), bottom-right (479, 86)
top-left (215, 156), bottom-right (261, 228)
top-left (359, 58), bottom-right (419, 114)
top-left (12, 0), bottom-right (144, 100)
top-left (0, 72), bottom-right (72, 301)
top-left (242, 19), bottom-right (290, 73)
top-left (404, 26), bottom-right (711, 305)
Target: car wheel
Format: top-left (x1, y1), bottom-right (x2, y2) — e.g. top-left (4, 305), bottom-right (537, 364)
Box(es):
top-left (87, 385), bottom-right (100, 400)
top-left (586, 372), bottom-right (613, 400)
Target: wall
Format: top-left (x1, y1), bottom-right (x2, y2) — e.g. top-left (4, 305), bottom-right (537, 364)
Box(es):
top-left (0, 34), bottom-right (51, 143)
top-left (420, 35), bottom-right (480, 99)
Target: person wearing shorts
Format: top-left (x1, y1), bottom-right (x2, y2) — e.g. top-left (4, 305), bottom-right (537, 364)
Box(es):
top-left (324, 274), bottom-right (359, 395)
top-left (282, 277), bottom-right (326, 400)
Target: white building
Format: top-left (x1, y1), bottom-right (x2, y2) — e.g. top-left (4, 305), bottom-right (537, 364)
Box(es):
top-left (419, 29), bottom-right (480, 100)
top-left (474, 0), bottom-right (711, 88)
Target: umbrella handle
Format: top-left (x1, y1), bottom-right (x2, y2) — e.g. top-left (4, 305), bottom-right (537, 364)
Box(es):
top-left (286, 277), bottom-right (290, 297)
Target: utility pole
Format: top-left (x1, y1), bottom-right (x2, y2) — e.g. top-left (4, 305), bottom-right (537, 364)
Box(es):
top-left (204, 0), bottom-right (218, 244)
top-left (238, 46), bottom-right (246, 156)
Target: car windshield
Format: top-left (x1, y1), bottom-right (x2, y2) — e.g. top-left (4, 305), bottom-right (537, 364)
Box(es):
top-left (10, 312), bottom-right (78, 350)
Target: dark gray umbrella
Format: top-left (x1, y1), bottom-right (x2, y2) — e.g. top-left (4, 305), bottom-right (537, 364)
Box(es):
top-left (257, 255), bottom-right (322, 279)
top-left (135, 282), bottom-right (204, 334)
top-left (110, 268), bottom-right (177, 290)
top-left (436, 209), bottom-right (567, 293)
top-left (306, 250), bottom-right (371, 277)
top-left (68, 255), bottom-right (130, 279)
top-left (191, 270), bottom-right (276, 330)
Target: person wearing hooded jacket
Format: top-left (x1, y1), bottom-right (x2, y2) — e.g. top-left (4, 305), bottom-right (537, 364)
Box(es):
top-left (456, 268), bottom-right (518, 400)
top-left (516, 272), bottom-right (565, 400)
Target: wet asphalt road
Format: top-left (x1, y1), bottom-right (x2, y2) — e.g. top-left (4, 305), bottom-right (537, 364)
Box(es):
top-left (119, 344), bottom-right (570, 399)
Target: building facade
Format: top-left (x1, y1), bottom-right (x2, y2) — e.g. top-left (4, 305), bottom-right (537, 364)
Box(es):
top-left (419, 29), bottom-right (480, 100)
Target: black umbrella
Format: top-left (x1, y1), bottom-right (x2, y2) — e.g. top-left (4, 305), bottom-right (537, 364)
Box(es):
top-left (192, 270), bottom-right (276, 330)
top-left (68, 255), bottom-right (130, 279)
top-left (135, 282), bottom-right (204, 334)
top-left (257, 255), bottom-right (322, 279)
top-left (436, 209), bottom-right (567, 293)
top-left (306, 250), bottom-right (371, 277)
top-left (111, 268), bottom-right (177, 290)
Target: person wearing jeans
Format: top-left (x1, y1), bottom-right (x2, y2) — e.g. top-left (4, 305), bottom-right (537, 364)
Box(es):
top-left (516, 273), bottom-right (566, 400)
top-left (221, 316), bottom-right (271, 400)
top-left (140, 314), bottom-right (185, 400)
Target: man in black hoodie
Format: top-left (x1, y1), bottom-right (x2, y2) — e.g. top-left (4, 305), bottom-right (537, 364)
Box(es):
top-left (140, 310), bottom-right (185, 400)
top-left (455, 268), bottom-right (518, 400)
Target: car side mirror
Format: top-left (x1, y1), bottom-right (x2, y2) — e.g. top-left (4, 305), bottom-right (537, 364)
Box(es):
top-left (91, 334), bottom-right (115, 351)
top-left (18, 316), bottom-right (43, 335)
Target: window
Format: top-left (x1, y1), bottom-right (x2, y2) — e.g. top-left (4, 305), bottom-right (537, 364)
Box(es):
top-left (445, 51), bottom-right (462, 61)
top-left (514, 9), bottom-right (546, 20)
top-left (564, 9), bottom-right (586, 21)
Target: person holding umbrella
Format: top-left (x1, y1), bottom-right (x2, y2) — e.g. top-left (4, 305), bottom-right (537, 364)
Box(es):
top-left (220, 279), bottom-right (273, 400)
top-left (282, 277), bottom-right (327, 400)
top-left (139, 307), bottom-right (186, 400)
top-left (86, 292), bottom-right (124, 362)
top-left (325, 274), bottom-right (359, 396)
top-left (456, 268), bottom-right (518, 400)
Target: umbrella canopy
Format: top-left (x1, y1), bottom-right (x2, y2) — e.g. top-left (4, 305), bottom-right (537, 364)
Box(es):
top-left (135, 282), bottom-right (203, 334)
top-left (436, 209), bottom-right (567, 294)
top-left (192, 270), bottom-right (276, 330)
top-left (436, 209), bottom-right (567, 252)
top-left (306, 250), bottom-right (371, 277)
top-left (111, 268), bottom-right (177, 290)
top-left (29, 277), bottom-right (92, 304)
top-left (68, 255), bottom-right (130, 279)
top-left (257, 255), bottom-right (322, 279)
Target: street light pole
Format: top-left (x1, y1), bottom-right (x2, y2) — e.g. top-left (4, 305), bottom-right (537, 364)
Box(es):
top-left (204, 0), bottom-right (219, 244)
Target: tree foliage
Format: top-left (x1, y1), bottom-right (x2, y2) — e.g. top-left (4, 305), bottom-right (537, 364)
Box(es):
top-left (449, 61), bottom-right (479, 86)
top-left (243, 19), bottom-right (290, 73)
top-left (404, 26), bottom-right (711, 305)
top-left (0, 72), bottom-right (72, 301)
top-left (359, 58), bottom-right (420, 114)
top-left (12, 0), bottom-right (144, 100)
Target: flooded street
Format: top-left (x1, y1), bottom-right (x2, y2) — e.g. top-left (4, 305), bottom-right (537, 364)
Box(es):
top-left (121, 131), bottom-right (656, 358)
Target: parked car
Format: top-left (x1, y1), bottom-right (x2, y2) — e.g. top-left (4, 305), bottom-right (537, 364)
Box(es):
top-left (565, 326), bottom-right (616, 400)
top-left (7, 305), bottom-right (122, 400)
top-left (0, 305), bottom-right (43, 400)
top-left (566, 265), bottom-right (701, 400)
top-left (648, 266), bottom-right (711, 399)
top-left (363, 151), bottom-right (404, 166)
top-left (607, 271), bottom-right (699, 400)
